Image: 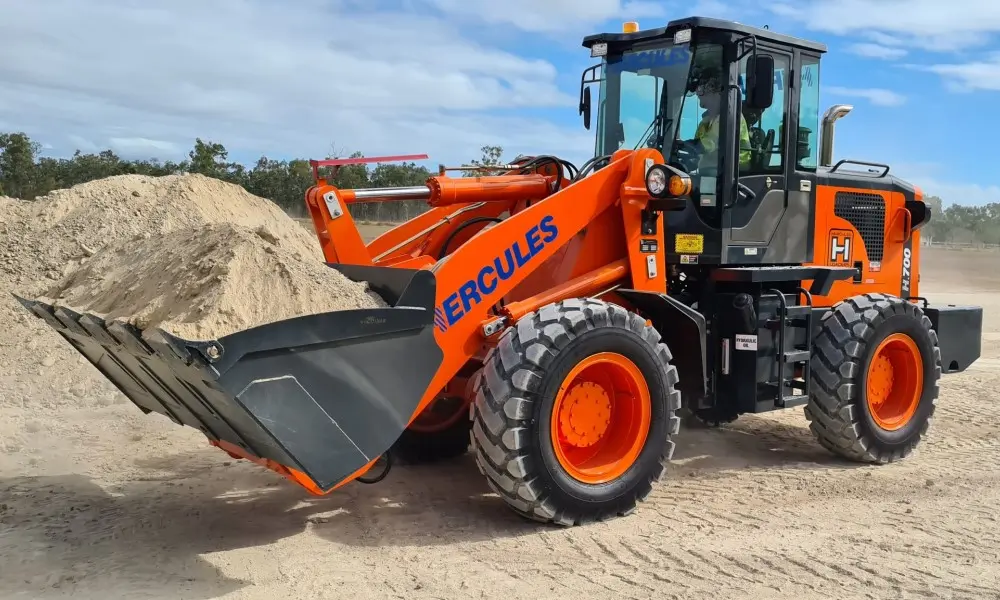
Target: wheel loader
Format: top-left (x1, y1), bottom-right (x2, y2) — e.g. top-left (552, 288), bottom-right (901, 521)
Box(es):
top-left (18, 16), bottom-right (983, 526)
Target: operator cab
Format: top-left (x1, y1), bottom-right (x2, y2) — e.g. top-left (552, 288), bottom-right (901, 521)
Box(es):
top-left (580, 17), bottom-right (825, 268)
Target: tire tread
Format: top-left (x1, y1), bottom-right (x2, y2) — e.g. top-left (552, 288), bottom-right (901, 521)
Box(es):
top-left (805, 293), bottom-right (942, 464)
top-left (470, 298), bottom-right (680, 526)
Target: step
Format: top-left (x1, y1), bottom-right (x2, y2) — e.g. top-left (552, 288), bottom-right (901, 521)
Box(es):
top-left (784, 350), bottom-right (811, 363)
top-left (777, 394), bottom-right (809, 408)
top-left (785, 305), bottom-right (812, 318)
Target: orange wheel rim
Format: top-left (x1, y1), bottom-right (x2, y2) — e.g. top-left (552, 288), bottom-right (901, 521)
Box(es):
top-left (866, 333), bottom-right (924, 431)
top-left (550, 352), bottom-right (652, 484)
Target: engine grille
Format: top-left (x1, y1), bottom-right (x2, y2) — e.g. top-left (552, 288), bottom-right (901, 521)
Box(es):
top-left (834, 192), bottom-right (886, 261)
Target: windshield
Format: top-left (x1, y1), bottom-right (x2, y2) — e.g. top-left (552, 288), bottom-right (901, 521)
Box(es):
top-left (596, 42), bottom-right (725, 172)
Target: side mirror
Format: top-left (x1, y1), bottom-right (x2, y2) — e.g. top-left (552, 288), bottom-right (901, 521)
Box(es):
top-left (581, 86), bottom-right (592, 130)
top-left (746, 54), bottom-right (774, 110)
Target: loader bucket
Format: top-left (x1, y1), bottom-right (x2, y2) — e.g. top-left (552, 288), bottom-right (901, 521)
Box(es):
top-left (14, 264), bottom-right (443, 493)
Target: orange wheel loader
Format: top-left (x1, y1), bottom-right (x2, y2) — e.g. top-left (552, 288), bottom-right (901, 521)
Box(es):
top-left (18, 16), bottom-right (983, 526)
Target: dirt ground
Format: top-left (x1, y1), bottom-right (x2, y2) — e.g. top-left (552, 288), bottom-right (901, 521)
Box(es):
top-left (2, 236), bottom-right (999, 599)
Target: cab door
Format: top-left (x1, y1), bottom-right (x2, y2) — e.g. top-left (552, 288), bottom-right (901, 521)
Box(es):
top-left (724, 48), bottom-right (795, 262)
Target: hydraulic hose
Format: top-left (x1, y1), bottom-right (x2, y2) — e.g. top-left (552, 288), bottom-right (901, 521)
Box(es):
top-left (437, 216), bottom-right (504, 259)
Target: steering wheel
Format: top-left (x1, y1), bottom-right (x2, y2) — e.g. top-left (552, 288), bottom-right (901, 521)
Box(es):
top-left (670, 139), bottom-right (701, 174)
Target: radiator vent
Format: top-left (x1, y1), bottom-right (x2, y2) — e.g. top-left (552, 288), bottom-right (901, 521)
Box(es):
top-left (834, 192), bottom-right (885, 261)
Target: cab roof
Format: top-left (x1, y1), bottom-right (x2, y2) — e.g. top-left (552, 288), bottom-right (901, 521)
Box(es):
top-left (582, 16), bottom-right (828, 54)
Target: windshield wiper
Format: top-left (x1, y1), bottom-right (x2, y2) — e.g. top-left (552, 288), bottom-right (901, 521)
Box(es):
top-left (636, 81), bottom-right (672, 151)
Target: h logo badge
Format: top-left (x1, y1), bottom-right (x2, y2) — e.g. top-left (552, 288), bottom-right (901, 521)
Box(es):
top-left (829, 230), bottom-right (853, 265)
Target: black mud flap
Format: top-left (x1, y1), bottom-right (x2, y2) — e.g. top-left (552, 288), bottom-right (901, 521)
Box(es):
top-left (616, 289), bottom-right (708, 403)
top-left (14, 264), bottom-right (443, 493)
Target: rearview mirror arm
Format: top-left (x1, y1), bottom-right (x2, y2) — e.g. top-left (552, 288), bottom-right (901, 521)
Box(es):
top-left (579, 63), bottom-right (602, 130)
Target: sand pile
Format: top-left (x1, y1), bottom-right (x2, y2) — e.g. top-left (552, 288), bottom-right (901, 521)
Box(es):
top-left (0, 173), bottom-right (329, 295)
top-left (0, 196), bottom-right (17, 220)
top-left (42, 222), bottom-right (385, 340)
top-left (0, 174), bottom-right (385, 410)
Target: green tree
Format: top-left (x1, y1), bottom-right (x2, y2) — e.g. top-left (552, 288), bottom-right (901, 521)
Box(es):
top-left (463, 144), bottom-right (505, 177)
top-left (369, 162), bottom-right (431, 188)
top-left (188, 138), bottom-right (230, 178)
top-left (244, 156), bottom-right (315, 217)
top-left (6, 129), bottom-right (997, 239)
top-left (0, 132), bottom-right (40, 198)
top-left (326, 150), bottom-right (370, 190)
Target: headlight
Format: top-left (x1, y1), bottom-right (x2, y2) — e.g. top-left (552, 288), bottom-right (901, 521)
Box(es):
top-left (645, 164), bottom-right (691, 198)
top-left (646, 165), bottom-right (668, 196)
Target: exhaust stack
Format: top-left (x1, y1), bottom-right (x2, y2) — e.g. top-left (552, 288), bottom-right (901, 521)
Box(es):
top-left (820, 104), bottom-right (853, 167)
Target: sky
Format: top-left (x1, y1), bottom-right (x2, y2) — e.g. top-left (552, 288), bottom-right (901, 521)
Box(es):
top-left (1, 0), bottom-right (998, 206)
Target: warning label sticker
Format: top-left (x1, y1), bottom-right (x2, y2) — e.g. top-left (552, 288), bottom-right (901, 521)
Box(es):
top-left (675, 233), bottom-right (704, 254)
top-left (734, 334), bottom-right (758, 351)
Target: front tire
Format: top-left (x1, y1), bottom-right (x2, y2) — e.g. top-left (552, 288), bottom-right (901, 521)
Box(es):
top-left (806, 293), bottom-right (941, 463)
top-left (470, 298), bottom-right (681, 526)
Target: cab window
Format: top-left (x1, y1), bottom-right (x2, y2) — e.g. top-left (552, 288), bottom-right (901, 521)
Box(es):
top-left (618, 71), bottom-right (662, 151)
top-left (797, 56), bottom-right (821, 170)
top-left (738, 52), bottom-right (789, 174)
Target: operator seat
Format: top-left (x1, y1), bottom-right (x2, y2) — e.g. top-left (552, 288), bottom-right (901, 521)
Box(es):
top-left (742, 105), bottom-right (776, 171)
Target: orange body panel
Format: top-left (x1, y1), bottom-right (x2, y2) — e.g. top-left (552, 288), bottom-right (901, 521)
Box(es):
top-left (504, 202), bottom-right (628, 302)
top-left (305, 185), bottom-right (373, 265)
top-left (620, 158), bottom-right (667, 296)
top-left (805, 184), bottom-right (922, 307)
top-left (500, 150), bottom-right (666, 304)
top-left (502, 259), bottom-right (629, 322)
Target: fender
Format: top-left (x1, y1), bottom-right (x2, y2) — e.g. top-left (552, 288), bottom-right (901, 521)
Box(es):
top-left (616, 289), bottom-right (707, 403)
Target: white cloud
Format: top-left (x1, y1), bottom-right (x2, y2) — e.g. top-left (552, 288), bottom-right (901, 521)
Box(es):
top-left (890, 162), bottom-right (998, 205)
top-left (913, 178), bottom-right (1000, 206)
top-left (66, 135), bottom-right (99, 154)
top-left (767, 2), bottom-right (1000, 94)
top-left (424, 0), bottom-right (667, 33)
top-left (910, 54), bottom-right (1000, 91)
top-left (767, 1), bottom-right (1000, 51)
top-left (108, 138), bottom-right (182, 159)
top-left (0, 0), bottom-right (590, 166)
top-left (862, 31), bottom-right (909, 47)
top-left (847, 43), bottom-right (907, 60)
top-left (826, 86), bottom-right (907, 107)
top-left (420, 0), bottom-right (751, 35)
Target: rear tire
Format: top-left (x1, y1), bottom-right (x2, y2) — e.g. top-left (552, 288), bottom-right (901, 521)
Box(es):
top-left (691, 406), bottom-right (740, 427)
top-left (806, 293), bottom-right (941, 463)
top-left (470, 298), bottom-right (681, 526)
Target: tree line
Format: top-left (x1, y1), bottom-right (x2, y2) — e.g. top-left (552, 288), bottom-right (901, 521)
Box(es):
top-left (0, 132), bottom-right (504, 222)
top-left (921, 195), bottom-right (1000, 247)
top-left (1, 131), bottom-right (998, 244)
